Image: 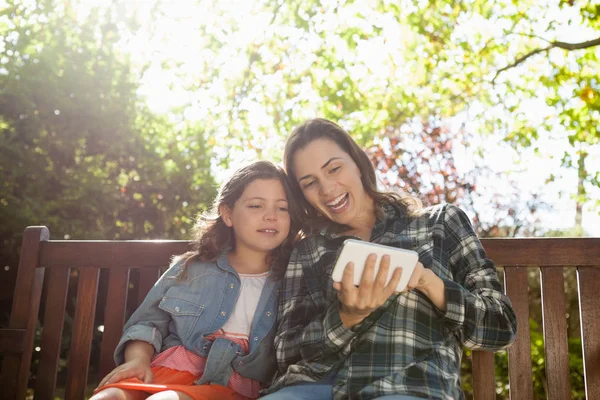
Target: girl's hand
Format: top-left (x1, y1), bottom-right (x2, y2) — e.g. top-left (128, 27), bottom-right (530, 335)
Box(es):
top-left (333, 254), bottom-right (403, 328)
top-left (97, 357), bottom-right (153, 388)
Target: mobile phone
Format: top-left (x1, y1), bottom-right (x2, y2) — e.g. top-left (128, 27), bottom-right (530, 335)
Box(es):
top-left (331, 239), bottom-right (419, 292)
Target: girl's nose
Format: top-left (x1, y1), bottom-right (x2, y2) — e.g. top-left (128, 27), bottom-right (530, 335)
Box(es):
top-left (264, 207), bottom-right (277, 221)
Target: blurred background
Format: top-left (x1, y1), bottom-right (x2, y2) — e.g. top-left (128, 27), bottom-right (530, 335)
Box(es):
top-left (0, 0), bottom-right (598, 398)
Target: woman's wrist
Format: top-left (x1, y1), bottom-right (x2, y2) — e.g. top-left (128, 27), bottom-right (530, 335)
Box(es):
top-left (338, 306), bottom-right (368, 328)
top-left (416, 270), bottom-right (447, 312)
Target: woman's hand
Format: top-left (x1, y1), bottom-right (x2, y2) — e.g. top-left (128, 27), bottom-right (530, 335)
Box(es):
top-left (97, 357), bottom-right (153, 388)
top-left (405, 262), bottom-right (447, 312)
top-left (333, 254), bottom-right (403, 328)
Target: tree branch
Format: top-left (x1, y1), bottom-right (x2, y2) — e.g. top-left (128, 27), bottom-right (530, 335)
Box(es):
top-left (492, 36), bottom-right (600, 84)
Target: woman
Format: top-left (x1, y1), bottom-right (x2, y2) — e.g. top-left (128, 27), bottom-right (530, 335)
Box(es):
top-left (261, 118), bottom-right (517, 400)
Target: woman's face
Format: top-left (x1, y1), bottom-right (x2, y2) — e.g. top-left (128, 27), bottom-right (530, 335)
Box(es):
top-left (292, 138), bottom-right (373, 227)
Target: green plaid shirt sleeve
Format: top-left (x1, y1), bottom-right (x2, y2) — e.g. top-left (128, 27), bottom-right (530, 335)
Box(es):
top-left (440, 204), bottom-right (517, 350)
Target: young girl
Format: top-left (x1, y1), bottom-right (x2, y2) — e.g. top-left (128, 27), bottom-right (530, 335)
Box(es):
top-left (92, 161), bottom-right (298, 400)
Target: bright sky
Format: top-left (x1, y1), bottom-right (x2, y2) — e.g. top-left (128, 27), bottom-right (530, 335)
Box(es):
top-left (73, 0), bottom-right (600, 236)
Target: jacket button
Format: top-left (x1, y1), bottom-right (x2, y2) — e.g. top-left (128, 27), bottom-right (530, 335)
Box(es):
top-left (230, 283), bottom-right (234, 289)
top-left (266, 311), bottom-right (272, 316)
top-left (253, 337), bottom-right (258, 341)
top-left (221, 311), bottom-right (226, 316)
top-left (174, 306), bottom-right (180, 312)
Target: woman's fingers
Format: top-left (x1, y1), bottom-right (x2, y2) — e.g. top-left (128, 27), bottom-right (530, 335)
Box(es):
top-left (372, 255), bottom-right (391, 289)
top-left (386, 266), bottom-right (403, 295)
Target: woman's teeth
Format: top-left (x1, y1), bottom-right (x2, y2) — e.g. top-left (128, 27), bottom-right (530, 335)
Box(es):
top-left (326, 193), bottom-right (348, 210)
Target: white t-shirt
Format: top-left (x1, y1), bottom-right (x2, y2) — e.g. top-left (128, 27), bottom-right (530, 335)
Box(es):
top-left (220, 271), bottom-right (269, 340)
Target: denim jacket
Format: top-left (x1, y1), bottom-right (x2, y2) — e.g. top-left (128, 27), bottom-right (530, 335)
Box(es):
top-left (113, 251), bottom-right (281, 386)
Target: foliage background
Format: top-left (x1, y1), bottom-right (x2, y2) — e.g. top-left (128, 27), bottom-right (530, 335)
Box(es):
top-left (1, 0), bottom-right (598, 398)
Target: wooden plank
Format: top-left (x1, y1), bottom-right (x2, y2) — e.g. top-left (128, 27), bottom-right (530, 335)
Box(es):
top-left (65, 267), bottom-right (100, 400)
top-left (99, 268), bottom-right (130, 380)
top-left (539, 267), bottom-right (571, 400)
top-left (0, 329), bottom-right (26, 354)
top-left (482, 238), bottom-right (600, 266)
top-left (504, 266), bottom-right (534, 400)
top-left (39, 241), bottom-right (188, 268)
top-left (0, 226), bottom-right (49, 400)
top-left (472, 351), bottom-right (495, 400)
top-left (136, 268), bottom-right (160, 308)
top-left (35, 267), bottom-right (70, 400)
top-left (577, 267), bottom-right (600, 400)
top-left (36, 238), bottom-right (600, 269)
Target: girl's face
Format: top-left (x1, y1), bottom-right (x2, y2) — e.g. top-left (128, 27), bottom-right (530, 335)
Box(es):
top-left (221, 178), bottom-right (291, 255)
top-left (292, 138), bottom-right (373, 227)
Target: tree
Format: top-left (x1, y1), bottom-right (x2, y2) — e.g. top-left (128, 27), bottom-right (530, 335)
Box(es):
top-left (0, 0), bottom-right (216, 320)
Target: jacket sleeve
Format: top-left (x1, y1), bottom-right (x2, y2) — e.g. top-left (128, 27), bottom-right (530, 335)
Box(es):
top-left (274, 245), bottom-right (373, 373)
top-left (113, 261), bottom-right (182, 365)
top-left (440, 204), bottom-right (518, 351)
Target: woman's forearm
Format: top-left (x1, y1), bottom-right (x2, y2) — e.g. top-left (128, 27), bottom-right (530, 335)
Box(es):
top-left (124, 340), bottom-right (155, 363)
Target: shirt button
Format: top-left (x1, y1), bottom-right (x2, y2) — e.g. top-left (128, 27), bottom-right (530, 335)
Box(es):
top-left (162, 296), bottom-right (167, 300)
top-left (174, 306), bottom-right (180, 312)
top-left (253, 337), bottom-right (258, 341)
top-left (221, 311), bottom-right (226, 316)
top-left (266, 311), bottom-right (272, 317)
top-left (230, 283), bottom-right (234, 289)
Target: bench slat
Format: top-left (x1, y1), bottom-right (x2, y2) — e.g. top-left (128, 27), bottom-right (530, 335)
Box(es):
top-left (472, 351), bottom-right (495, 400)
top-left (0, 329), bottom-right (26, 354)
top-left (37, 238), bottom-right (600, 269)
top-left (40, 241), bottom-right (188, 268)
top-left (35, 267), bottom-right (70, 400)
top-left (504, 266), bottom-right (534, 400)
top-left (1, 227), bottom-right (48, 400)
top-left (540, 267), bottom-right (571, 400)
top-left (577, 266), bottom-right (600, 400)
top-left (137, 269), bottom-right (160, 308)
top-left (99, 268), bottom-right (131, 380)
top-left (484, 238), bottom-right (600, 266)
top-left (65, 267), bottom-right (100, 400)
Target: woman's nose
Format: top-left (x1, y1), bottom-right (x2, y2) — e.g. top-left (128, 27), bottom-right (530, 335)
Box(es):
top-left (320, 179), bottom-right (336, 197)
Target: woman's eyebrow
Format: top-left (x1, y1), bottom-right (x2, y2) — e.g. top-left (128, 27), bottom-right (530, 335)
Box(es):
top-left (298, 157), bottom-right (342, 181)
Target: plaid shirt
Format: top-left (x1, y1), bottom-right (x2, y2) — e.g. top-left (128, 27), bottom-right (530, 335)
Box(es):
top-left (264, 203), bottom-right (517, 400)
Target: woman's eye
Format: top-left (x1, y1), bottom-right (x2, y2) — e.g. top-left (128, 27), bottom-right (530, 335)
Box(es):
top-left (248, 205), bottom-right (261, 209)
top-left (303, 181), bottom-right (315, 189)
top-left (330, 166), bottom-right (340, 173)
top-left (279, 207), bottom-right (289, 212)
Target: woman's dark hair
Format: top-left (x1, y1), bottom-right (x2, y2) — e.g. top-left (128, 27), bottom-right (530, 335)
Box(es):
top-left (283, 118), bottom-right (422, 232)
top-left (176, 160), bottom-right (299, 280)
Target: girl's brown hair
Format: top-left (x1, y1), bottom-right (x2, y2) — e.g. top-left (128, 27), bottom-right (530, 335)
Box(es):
top-left (283, 118), bottom-right (422, 232)
top-left (176, 160), bottom-right (299, 280)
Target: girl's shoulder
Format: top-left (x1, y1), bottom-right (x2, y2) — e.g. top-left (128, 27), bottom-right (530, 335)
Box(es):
top-left (163, 255), bottom-right (222, 280)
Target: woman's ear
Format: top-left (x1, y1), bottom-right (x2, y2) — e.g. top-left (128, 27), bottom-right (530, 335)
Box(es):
top-left (219, 205), bottom-right (233, 227)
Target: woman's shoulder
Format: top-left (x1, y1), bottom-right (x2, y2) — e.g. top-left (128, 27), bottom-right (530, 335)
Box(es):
top-left (410, 203), bottom-right (468, 224)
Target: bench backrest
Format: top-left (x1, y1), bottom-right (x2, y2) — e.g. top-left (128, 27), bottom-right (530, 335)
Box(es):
top-left (1, 226), bottom-right (599, 400)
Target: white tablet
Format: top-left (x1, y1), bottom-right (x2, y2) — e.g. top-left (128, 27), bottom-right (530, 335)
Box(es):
top-left (331, 239), bottom-right (419, 292)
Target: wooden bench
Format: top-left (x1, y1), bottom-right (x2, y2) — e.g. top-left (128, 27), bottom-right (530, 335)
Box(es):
top-left (1, 226), bottom-right (599, 400)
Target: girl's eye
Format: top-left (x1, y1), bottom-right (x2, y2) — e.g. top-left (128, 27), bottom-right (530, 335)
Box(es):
top-left (302, 181), bottom-right (315, 189)
top-left (279, 207), bottom-right (289, 212)
top-left (248, 205), bottom-right (261, 209)
top-left (330, 166), bottom-right (340, 173)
